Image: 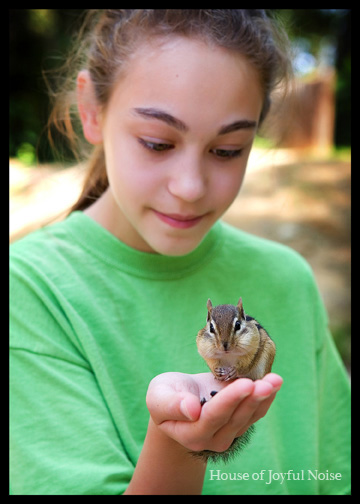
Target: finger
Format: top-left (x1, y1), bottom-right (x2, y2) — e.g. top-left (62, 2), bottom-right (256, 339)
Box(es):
top-left (207, 380), bottom-right (268, 452)
top-left (233, 382), bottom-right (281, 437)
top-left (201, 378), bottom-right (255, 430)
top-left (262, 373), bottom-right (283, 391)
top-left (230, 379), bottom-right (274, 416)
top-left (212, 380), bottom-right (271, 436)
top-left (242, 374), bottom-right (283, 426)
top-left (233, 393), bottom-right (277, 439)
top-left (247, 375), bottom-right (283, 424)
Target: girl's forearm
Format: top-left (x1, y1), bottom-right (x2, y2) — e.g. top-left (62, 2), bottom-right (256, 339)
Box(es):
top-left (124, 418), bottom-right (207, 495)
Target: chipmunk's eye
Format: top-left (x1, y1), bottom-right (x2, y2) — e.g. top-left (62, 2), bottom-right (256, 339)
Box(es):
top-left (234, 320), bottom-right (241, 332)
top-left (209, 322), bottom-right (215, 334)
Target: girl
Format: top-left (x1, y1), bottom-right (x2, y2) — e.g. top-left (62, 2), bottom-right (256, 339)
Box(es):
top-left (10, 10), bottom-right (350, 495)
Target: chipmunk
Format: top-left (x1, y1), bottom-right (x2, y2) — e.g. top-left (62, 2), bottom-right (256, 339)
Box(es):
top-left (194, 298), bottom-right (275, 462)
top-left (197, 298), bottom-right (275, 382)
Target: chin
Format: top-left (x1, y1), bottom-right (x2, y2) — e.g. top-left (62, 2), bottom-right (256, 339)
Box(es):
top-left (151, 234), bottom-right (206, 257)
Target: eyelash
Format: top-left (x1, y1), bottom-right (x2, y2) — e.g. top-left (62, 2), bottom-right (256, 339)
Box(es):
top-left (138, 138), bottom-right (243, 160)
top-left (212, 148), bottom-right (243, 159)
top-left (138, 139), bottom-right (174, 153)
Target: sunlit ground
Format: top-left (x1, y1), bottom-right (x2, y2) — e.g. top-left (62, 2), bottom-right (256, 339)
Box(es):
top-left (9, 148), bottom-right (351, 371)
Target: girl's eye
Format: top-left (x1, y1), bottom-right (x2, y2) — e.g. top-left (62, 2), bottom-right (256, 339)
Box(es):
top-left (138, 138), bottom-right (174, 153)
top-left (211, 148), bottom-right (243, 159)
top-left (138, 138), bottom-right (243, 159)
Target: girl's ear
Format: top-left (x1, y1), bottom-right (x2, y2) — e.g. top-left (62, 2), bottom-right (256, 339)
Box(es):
top-left (77, 70), bottom-right (103, 145)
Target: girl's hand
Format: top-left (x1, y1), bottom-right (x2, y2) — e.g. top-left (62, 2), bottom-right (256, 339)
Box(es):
top-left (146, 372), bottom-right (283, 454)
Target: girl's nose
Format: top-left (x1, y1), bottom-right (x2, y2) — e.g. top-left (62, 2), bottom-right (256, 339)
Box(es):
top-left (167, 155), bottom-right (207, 203)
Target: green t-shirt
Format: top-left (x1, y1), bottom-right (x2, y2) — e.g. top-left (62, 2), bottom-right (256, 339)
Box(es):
top-left (10, 212), bottom-right (350, 495)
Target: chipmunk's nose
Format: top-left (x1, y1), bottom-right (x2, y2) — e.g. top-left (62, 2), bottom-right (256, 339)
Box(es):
top-left (223, 342), bottom-right (228, 351)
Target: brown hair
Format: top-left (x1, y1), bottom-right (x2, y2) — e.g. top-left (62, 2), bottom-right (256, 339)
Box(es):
top-left (47, 9), bottom-right (292, 212)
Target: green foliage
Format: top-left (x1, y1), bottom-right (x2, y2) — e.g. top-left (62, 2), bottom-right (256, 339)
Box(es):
top-left (9, 9), bottom-right (86, 163)
top-left (16, 142), bottom-right (36, 166)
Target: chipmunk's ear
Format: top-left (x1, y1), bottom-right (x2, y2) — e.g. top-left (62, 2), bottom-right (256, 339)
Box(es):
top-left (206, 299), bottom-right (213, 320)
top-left (237, 297), bottom-right (245, 320)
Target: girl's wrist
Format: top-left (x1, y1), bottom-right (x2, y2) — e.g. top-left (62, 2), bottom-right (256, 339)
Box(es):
top-left (125, 418), bottom-right (207, 495)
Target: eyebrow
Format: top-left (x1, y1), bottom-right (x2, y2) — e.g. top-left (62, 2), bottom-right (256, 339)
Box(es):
top-left (132, 107), bottom-right (257, 135)
top-left (218, 119), bottom-right (257, 135)
top-left (132, 107), bottom-right (188, 132)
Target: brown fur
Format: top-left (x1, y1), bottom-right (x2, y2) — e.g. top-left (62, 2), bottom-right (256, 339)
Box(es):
top-left (197, 298), bottom-right (276, 381)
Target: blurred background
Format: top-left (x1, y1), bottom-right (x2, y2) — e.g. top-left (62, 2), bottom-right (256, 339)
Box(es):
top-left (9, 9), bottom-right (351, 371)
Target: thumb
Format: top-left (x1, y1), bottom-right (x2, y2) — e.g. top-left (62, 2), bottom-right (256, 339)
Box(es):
top-left (146, 380), bottom-right (201, 425)
top-left (179, 395), bottom-right (201, 422)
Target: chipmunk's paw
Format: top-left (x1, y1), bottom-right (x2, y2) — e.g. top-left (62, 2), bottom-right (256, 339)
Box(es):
top-left (200, 390), bottom-right (218, 407)
top-left (214, 366), bottom-right (236, 381)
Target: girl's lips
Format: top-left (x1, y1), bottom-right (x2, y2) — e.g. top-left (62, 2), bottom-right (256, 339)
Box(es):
top-left (153, 210), bottom-right (206, 229)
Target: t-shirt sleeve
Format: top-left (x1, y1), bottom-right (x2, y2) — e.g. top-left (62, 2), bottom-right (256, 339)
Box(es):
top-left (10, 258), bottom-right (134, 495)
top-left (313, 285), bottom-right (351, 495)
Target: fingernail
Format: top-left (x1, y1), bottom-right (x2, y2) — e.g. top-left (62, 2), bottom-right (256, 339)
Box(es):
top-left (180, 399), bottom-right (193, 420)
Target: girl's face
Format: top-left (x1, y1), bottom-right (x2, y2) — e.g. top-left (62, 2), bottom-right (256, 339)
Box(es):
top-left (84, 37), bottom-right (263, 256)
